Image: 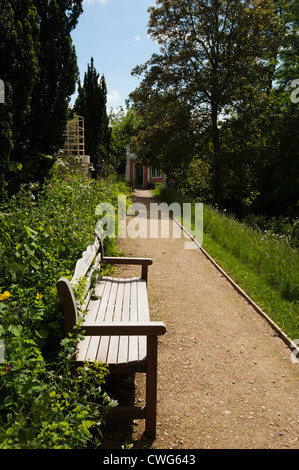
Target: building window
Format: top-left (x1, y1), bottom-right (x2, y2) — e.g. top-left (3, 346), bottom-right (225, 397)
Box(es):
top-left (151, 167), bottom-right (161, 178)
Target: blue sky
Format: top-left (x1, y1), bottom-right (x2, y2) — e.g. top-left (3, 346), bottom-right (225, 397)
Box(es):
top-left (71, 0), bottom-right (160, 111)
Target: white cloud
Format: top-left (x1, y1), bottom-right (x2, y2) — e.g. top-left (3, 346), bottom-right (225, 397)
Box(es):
top-left (135, 35), bottom-right (141, 42)
top-left (107, 89), bottom-right (121, 104)
top-left (83, 0), bottom-right (106, 6)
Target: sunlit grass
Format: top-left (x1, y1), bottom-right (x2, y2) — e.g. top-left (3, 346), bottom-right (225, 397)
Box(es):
top-left (152, 185), bottom-right (299, 339)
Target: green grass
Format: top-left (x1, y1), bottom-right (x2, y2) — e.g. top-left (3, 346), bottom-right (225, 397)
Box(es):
top-left (152, 185), bottom-right (299, 340)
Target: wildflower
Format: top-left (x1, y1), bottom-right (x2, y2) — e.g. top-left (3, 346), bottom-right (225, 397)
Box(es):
top-left (49, 184), bottom-right (53, 189)
top-left (0, 291), bottom-right (11, 301)
top-left (36, 293), bottom-right (43, 300)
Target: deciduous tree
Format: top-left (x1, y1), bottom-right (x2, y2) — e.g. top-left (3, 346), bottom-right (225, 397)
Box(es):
top-left (131, 0), bottom-right (281, 204)
top-left (129, 92), bottom-right (197, 180)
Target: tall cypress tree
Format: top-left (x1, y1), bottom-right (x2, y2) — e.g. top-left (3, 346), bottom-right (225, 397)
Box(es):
top-left (0, 0), bottom-right (39, 196)
top-left (21, 0), bottom-right (83, 185)
top-left (0, 0), bottom-right (83, 195)
top-left (74, 58), bottom-right (111, 174)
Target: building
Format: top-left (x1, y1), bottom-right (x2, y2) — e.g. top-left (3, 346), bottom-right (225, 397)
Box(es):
top-left (125, 144), bottom-right (165, 188)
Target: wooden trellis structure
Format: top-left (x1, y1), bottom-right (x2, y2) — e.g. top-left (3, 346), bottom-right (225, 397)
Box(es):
top-left (61, 115), bottom-right (92, 177)
top-left (64, 115), bottom-right (85, 158)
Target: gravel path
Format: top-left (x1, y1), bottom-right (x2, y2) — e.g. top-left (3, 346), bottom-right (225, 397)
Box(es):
top-left (102, 189), bottom-right (299, 450)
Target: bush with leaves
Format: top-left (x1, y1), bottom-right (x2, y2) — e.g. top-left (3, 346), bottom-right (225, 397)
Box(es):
top-left (0, 161), bottom-right (130, 448)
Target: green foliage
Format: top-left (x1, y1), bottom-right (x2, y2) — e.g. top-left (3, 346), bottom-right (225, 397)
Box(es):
top-left (129, 93), bottom-right (196, 180)
top-left (74, 58), bottom-right (111, 173)
top-left (0, 0), bottom-right (39, 197)
top-left (0, 162), bottom-right (131, 448)
top-left (130, 0), bottom-right (298, 220)
top-left (0, 0), bottom-right (83, 196)
top-left (202, 205), bottom-right (299, 303)
top-left (21, 0), bottom-right (83, 186)
top-left (109, 107), bottom-right (143, 174)
top-left (153, 185), bottom-right (299, 339)
top-left (131, 0), bottom-right (281, 204)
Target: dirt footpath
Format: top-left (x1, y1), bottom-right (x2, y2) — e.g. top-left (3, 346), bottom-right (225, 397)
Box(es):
top-left (102, 189), bottom-right (299, 449)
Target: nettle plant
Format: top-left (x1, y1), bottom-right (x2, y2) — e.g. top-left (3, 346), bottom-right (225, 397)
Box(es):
top-left (0, 162), bottom-right (130, 448)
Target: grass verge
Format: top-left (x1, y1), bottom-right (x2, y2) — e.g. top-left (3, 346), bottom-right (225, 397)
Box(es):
top-left (152, 185), bottom-right (299, 340)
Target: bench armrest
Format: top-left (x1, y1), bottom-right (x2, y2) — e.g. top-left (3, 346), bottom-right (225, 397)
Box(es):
top-left (79, 321), bottom-right (166, 336)
top-left (102, 257), bottom-right (153, 266)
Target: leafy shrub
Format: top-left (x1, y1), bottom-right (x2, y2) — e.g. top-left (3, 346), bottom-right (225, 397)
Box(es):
top-left (243, 214), bottom-right (299, 249)
top-left (0, 161), bottom-right (130, 448)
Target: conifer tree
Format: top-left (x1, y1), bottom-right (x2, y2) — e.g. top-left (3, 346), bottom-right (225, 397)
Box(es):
top-left (23, 0), bottom-right (83, 184)
top-left (74, 58), bottom-right (111, 174)
top-left (0, 0), bottom-right (83, 195)
top-left (0, 0), bottom-right (39, 196)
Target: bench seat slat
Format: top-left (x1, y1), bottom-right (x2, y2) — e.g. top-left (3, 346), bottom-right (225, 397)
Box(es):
top-left (128, 280), bottom-right (138, 364)
top-left (106, 279), bottom-right (124, 364)
top-left (79, 279), bottom-right (112, 362)
top-left (96, 279), bottom-right (118, 363)
top-left (117, 280), bottom-right (131, 365)
top-left (137, 280), bottom-right (150, 359)
top-left (77, 277), bottom-right (151, 365)
top-left (77, 279), bottom-right (107, 362)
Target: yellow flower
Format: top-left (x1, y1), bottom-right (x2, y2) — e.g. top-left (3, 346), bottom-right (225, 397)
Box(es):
top-left (36, 293), bottom-right (43, 300)
top-left (0, 291), bottom-right (11, 301)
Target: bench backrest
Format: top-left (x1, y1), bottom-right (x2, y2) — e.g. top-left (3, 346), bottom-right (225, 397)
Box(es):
top-left (56, 233), bottom-right (104, 335)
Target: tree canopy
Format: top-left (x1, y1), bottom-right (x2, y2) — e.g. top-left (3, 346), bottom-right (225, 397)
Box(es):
top-left (130, 0), bottom-right (299, 218)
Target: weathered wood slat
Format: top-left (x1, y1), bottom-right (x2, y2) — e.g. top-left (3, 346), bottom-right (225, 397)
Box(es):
top-left (97, 278), bottom-right (118, 363)
top-left (77, 279), bottom-right (106, 362)
top-left (81, 253), bottom-right (102, 308)
top-left (129, 280), bottom-right (138, 363)
top-left (137, 280), bottom-right (150, 360)
top-left (77, 278), bottom-right (156, 364)
top-left (72, 242), bottom-right (99, 283)
top-left (80, 321), bottom-right (166, 336)
top-left (86, 279), bottom-right (112, 362)
top-left (102, 257), bottom-right (153, 266)
top-left (106, 280), bottom-right (123, 364)
top-left (117, 281), bottom-right (130, 364)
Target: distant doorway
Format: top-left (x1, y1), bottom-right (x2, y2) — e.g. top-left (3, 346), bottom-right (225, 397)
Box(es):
top-left (134, 164), bottom-right (144, 187)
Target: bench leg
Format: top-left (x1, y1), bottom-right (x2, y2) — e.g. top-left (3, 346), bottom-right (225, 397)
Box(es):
top-left (145, 335), bottom-right (158, 439)
top-left (142, 264), bottom-right (148, 283)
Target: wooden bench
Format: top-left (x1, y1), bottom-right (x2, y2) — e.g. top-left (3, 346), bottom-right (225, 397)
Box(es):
top-left (56, 233), bottom-right (166, 439)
